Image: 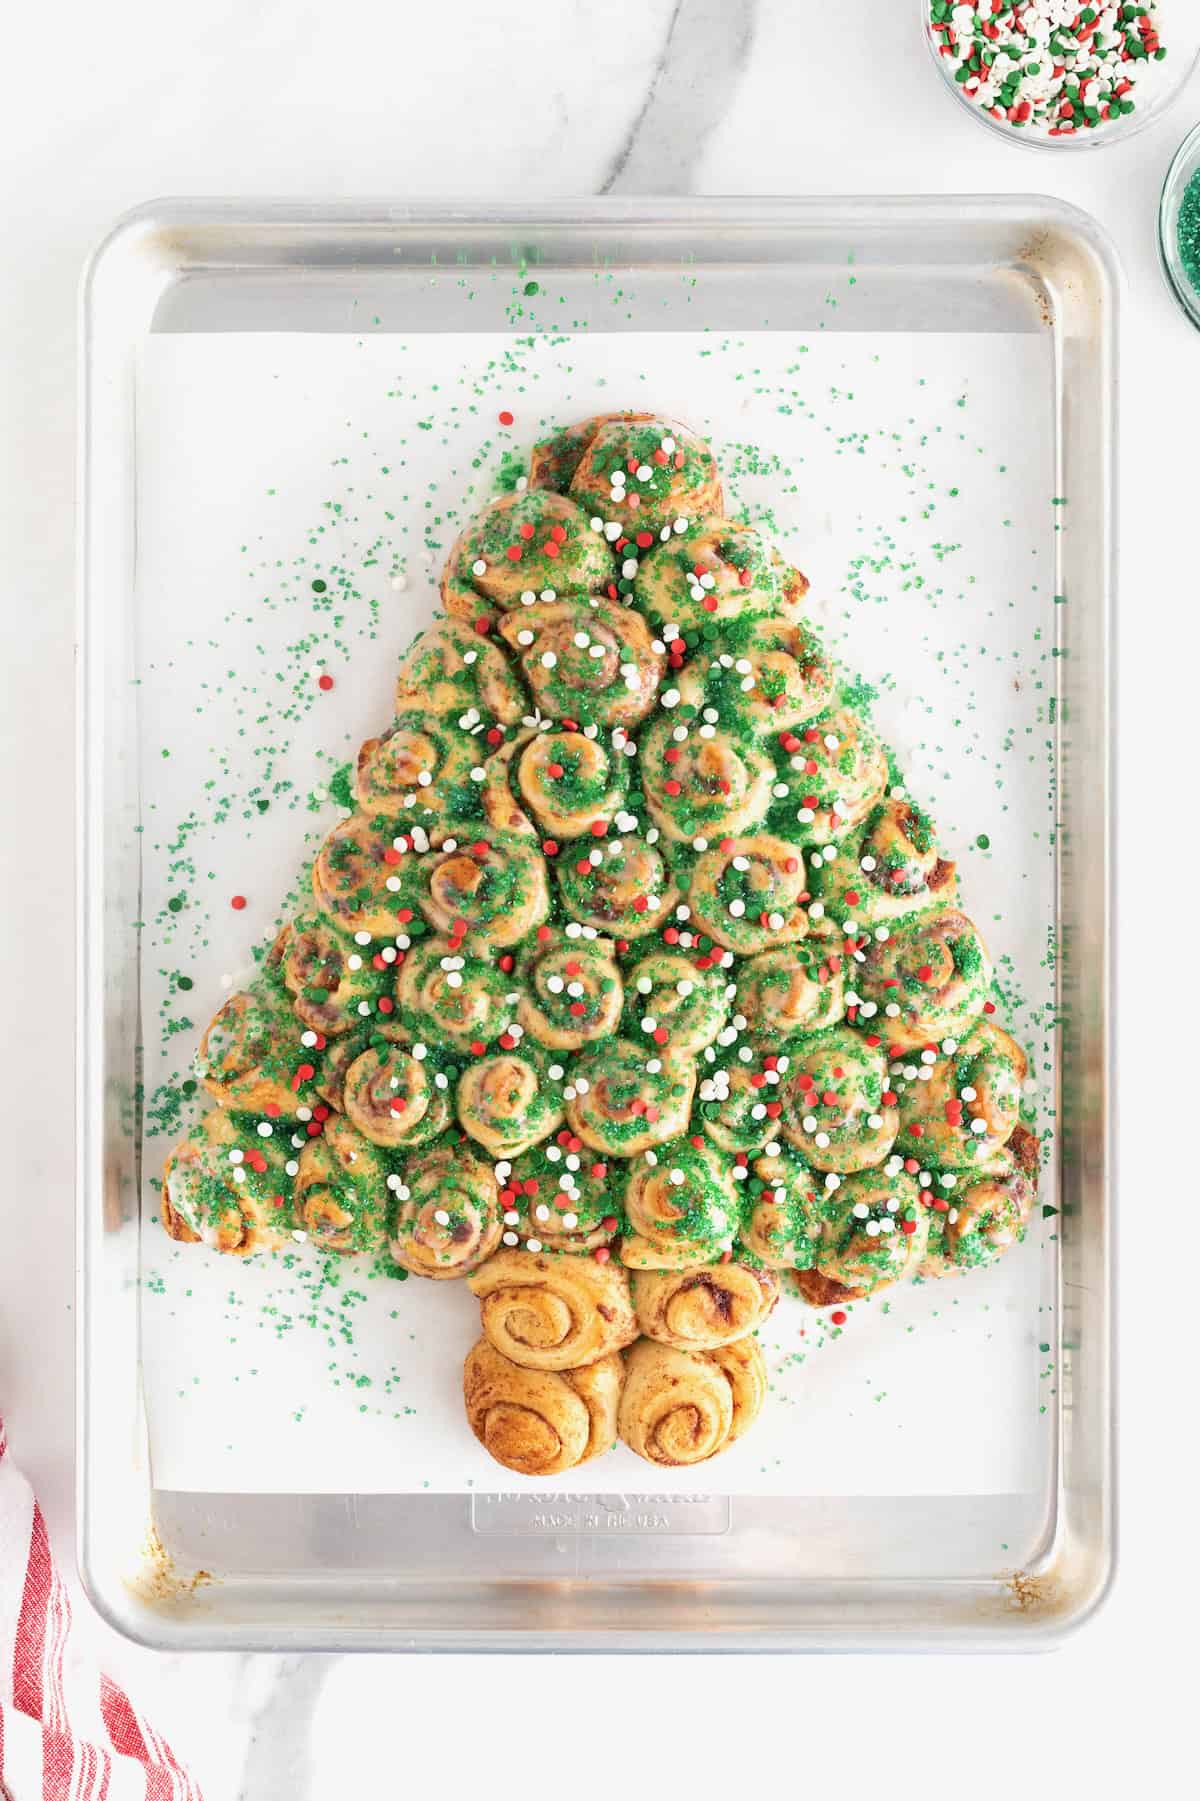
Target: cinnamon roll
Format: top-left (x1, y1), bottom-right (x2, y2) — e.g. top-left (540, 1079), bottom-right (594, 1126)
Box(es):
top-left (857, 909), bottom-right (993, 1052)
top-left (502, 1139), bottom-right (619, 1256)
top-left (293, 1114), bottom-right (389, 1255)
top-left (635, 517), bottom-right (808, 633)
top-left (388, 1134), bottom-right (502, 1279)
top-left (895, 1022), bottom-right (1027, 1171)
top-left (354, 715), bottom-right (478, 822)
top-left (920, 1127), bottom-right (1038, 1277)
top-left (530, 413), bottom-right (722, 534)
top-left (741, 1146), bottom-right (824, 1268)
top-left (196, 986), bottom-right (314, 1115)
top-left (555, 836), bottom-right (678, 940)
top-left (779, 1024), bottom-right (898, 1171)
top-left (678, 618), bottom-right (836, 733)
top-left (514, 729), bottom-right (628, 839)
top-left (279, 914), bottom-right (386, 1038)
top-left (807, 798), bottom-right (958, 932)
top-left (497, 598), bottom-right (664, 729)
top-left (632, 1262), bottom-right (779, 1350)
top-left (733, 943), bottom-right (846, 1048)
top-left (687, 832), bottom-right (811, 955)
top-left (393, 615), bottom-right (528, 726)
top-left (477, 731), bottom-right (539, 841)
top-left (161, 1109), bottom-right (292, 1257)
top-left (456, 1046), bottom-right (564, 1156)
top-left (343, 1043), bottom-right (454, 1149)
top-left (639, 710), bottom-right (775, 843)
top-left (776, 705), bottom-right (888, 846)
top-left (619, 1136), bottom-right (738, 1268)
top-left (565, 1039), bottom-right (697, 1157)
top-left (468, 1247), bottom-right (639, 1370)
top-left (419, 834), bottom-right (549, 949)
top-left (794, 1163), bottom-right (930, 1305)
top-left (516, 936), bottom-right (624, 1052)
top-left (697, 1058), bottom-right (779, 1155)
top-left (463, 1339), bottom-right (623, 1474)
top-left (394, 935), bottom-right (514, 1055)
top-left (621, 946), bottom-right (729, 1056)
top-left (617, 1336), bottom-right (766, 1466)
top-left (312, 814), bottom-right (421, 940)
top-left (441, 490), bottom-right (614, 620)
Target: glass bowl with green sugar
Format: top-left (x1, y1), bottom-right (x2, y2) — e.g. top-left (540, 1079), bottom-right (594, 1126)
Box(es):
top-left (922, 2), bottom-right (1200, 150)
top-left (1160, 118), bottom-right (1200, 327)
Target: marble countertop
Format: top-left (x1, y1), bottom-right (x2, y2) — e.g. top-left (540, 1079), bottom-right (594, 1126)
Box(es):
top-left (0, 0), bottom-right (1193, 1792)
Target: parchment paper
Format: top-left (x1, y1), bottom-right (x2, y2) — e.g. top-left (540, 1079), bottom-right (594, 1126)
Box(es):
top-left (135, 330), bottom-right (1059, 1496)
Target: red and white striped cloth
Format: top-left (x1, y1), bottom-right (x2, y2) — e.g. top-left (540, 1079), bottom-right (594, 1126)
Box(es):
top-left (0, 1419), bottom-right (201, 1801)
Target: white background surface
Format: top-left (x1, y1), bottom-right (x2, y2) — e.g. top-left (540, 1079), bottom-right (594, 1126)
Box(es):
top-left (0, 1), bottom-right (1193, 1796)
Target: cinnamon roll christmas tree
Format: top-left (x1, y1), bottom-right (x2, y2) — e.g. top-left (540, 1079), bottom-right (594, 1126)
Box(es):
top-left (162, 410), bottom-right (1039, 1476)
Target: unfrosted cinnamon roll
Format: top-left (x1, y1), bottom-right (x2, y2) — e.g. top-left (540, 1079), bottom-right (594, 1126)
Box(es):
top-left (632, 1262), bottom-right (779, 1350)
top-left (920, 1126), bottom-right (1038, 1277)
top-left (441, 490), bottom-right (614, 619)
top-left (419, 834), bottom-right (549, 949)
top-left (502, 1139), bottom-right (619, 1257)
top-left (457, 1047), bottom-right (564, 1156)
top-left (312, 815), bottom-right (420, 939)
top-left (635, 517), bottom-right (808, 633)
top-left (619, 1137), bottom-right (738, 1268)
top-left (639, 711), bottom-right (775, 843)
top-left (516, 936), bottom-right (624, 1052)
top-left (565, 1040), bottom-right (697, 1157)
top-left (354, 715), bottom-right (478, 822)
top-left (896, 1021), bottom-right (1027, 1171)
top-left (394, 934), bottom-right (514, 1054)
top-left (857, 909), bottom-right (993, 1052)
top-left (497, 598), bottom-right (664, 729)
top-left (530, 413), bottom-right (722, 534)
top-left (393, 615), bottom-right (527, 725)
top-left (776, 705), bottom-right (888, 846)
top-left (555, 836), bottom-right (678, 939)
top-left (807, 798), bottom-right (958, 932)
top-left (463, 1339), bottom-right (623, 1474)
top-left (618, 1336), bottom-right (766, 1466)
top-left (468, 1247), bottom-right (638, 1370)
top-left (741, 1146), bottom-right (824, 1268)
top-left (687, 832), bottom-right (811, 955)
top-left (678, 619), bottom-right (836, 733)
top-left (793, 1164), bottom-right (929, 1305)
top-left (621, 946), bottom-right (729, 1056)
top-left (733, 943), bottom-right (846, 1047)
top-left (161, 1109), bottom-right (292, 1256)
top-left (779, 1024), bottom-right (898, 1171)
top-left (514, 730), bottom-right (628, 839)
top-left (279, 914), bottom-right (386, 1038)
top-left (697, 1059), bottom-right (779, 1154)
top-left (294, 1114), bottom-right (389, 1254)
top-left (343, 1043), bottom-right (454, 1148)
top-left (196, 987), bottom-right (313, 1115)
top-left (388, 1135), bottom-right (502, 1279)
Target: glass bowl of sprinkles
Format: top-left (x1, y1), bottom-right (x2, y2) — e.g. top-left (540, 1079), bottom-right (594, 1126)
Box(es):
top-left (922, 2), bottom-right (1200, 148)
top-left (1159, 118), bottom-right (1200, 326)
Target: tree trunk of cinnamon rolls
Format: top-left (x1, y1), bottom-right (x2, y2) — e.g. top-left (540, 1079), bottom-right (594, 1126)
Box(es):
top-left (163, 408), bottom-right (1040, 1478)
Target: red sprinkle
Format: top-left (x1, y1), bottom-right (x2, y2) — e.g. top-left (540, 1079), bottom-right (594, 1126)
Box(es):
top-left (498, 410), bottom-right (514, 426)
top-left (830, 1310), bottom-right (847, 1327)
top-left (231, 894), bottom-right (247, 910)
top-left (317, 673), bottom-right (334, 691)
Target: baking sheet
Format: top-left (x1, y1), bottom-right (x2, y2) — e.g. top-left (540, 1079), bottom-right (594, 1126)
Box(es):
top-left (134, 329), bottom-right (1059, 1497)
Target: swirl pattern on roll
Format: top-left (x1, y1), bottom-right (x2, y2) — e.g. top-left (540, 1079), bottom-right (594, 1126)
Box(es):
top-left (857, 909), bottom-right (993, 1052)
top-left (468, 1248), bottom-right (639, 1370)
top-left (531, 413), bottom-right (722, 533)
top-left (678, 618), bottom-right (836, 733)
top-left (196, 987), bottom-right (314, 1116)
top-left (162, 1109), bottom-right (292, 1257)
top-left (635, 518), bottom-right (806, 632)
top-left (419, 834), bottom-right (549, 948)
top-left (279, 915), bottom-right (384, 1039)
top-left (632, 1262), bottom-right (779, 1350)
top-left (498, 599), bottom-right (664, 728)
top-left (354, 716), bottom-right (479, 822)
top-left (515, 729), bottom-right (628, 839)
top-left (639, 709), bottom-right (775, 843)
top-left (294, 1115), bottom-right (390, 1254)
top-left (895, 1021), bottom-right (1027, 1172)
top-left (733, 943), bottom-right (845, 1048)
top-left (516, 936), bottom-right (624, 1051)
top-left (618, 1337), bottom-right (767, 1466)
top-left (457, 1047), bottom-right (564, 1156)
top-left (501, 1140), bottom-right (619, 1256)
top-left (619, 1137), bottom-right (738, 1269)
top-left (313, 814), bottom-right (421, 940)
top-left (808, 798), bottom-right (958, 932)
top-left (388, 1135), bottom-right (502, 1279)
top-left (778, 1024), bottom-right (898, 1171)
top-left (793, 1165), bottom-right (929, 1305)
top-left (343, 1043), bottom-right (453, 1149)
top-left (463, 1339), bottom-right (623, 1475)
top-left (554, 837), bottom-right (678, 939)
top-left (688, 833), bottom-right (811, 955)
top-left (393, 616), bottom-right (528, 724)
top-left (395, 935), bottom-right (514, 1055)
top-left (776, 705), bottom-right (888, 846)
top-left (920, 1126), bottom-right (1038, 1277)
top-left (441, 490), bottom-right (615, 620)
top-left (621, 946), bottom-right (730, 1056)
top-left (565, 1039), bottom-right (697, 1157)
